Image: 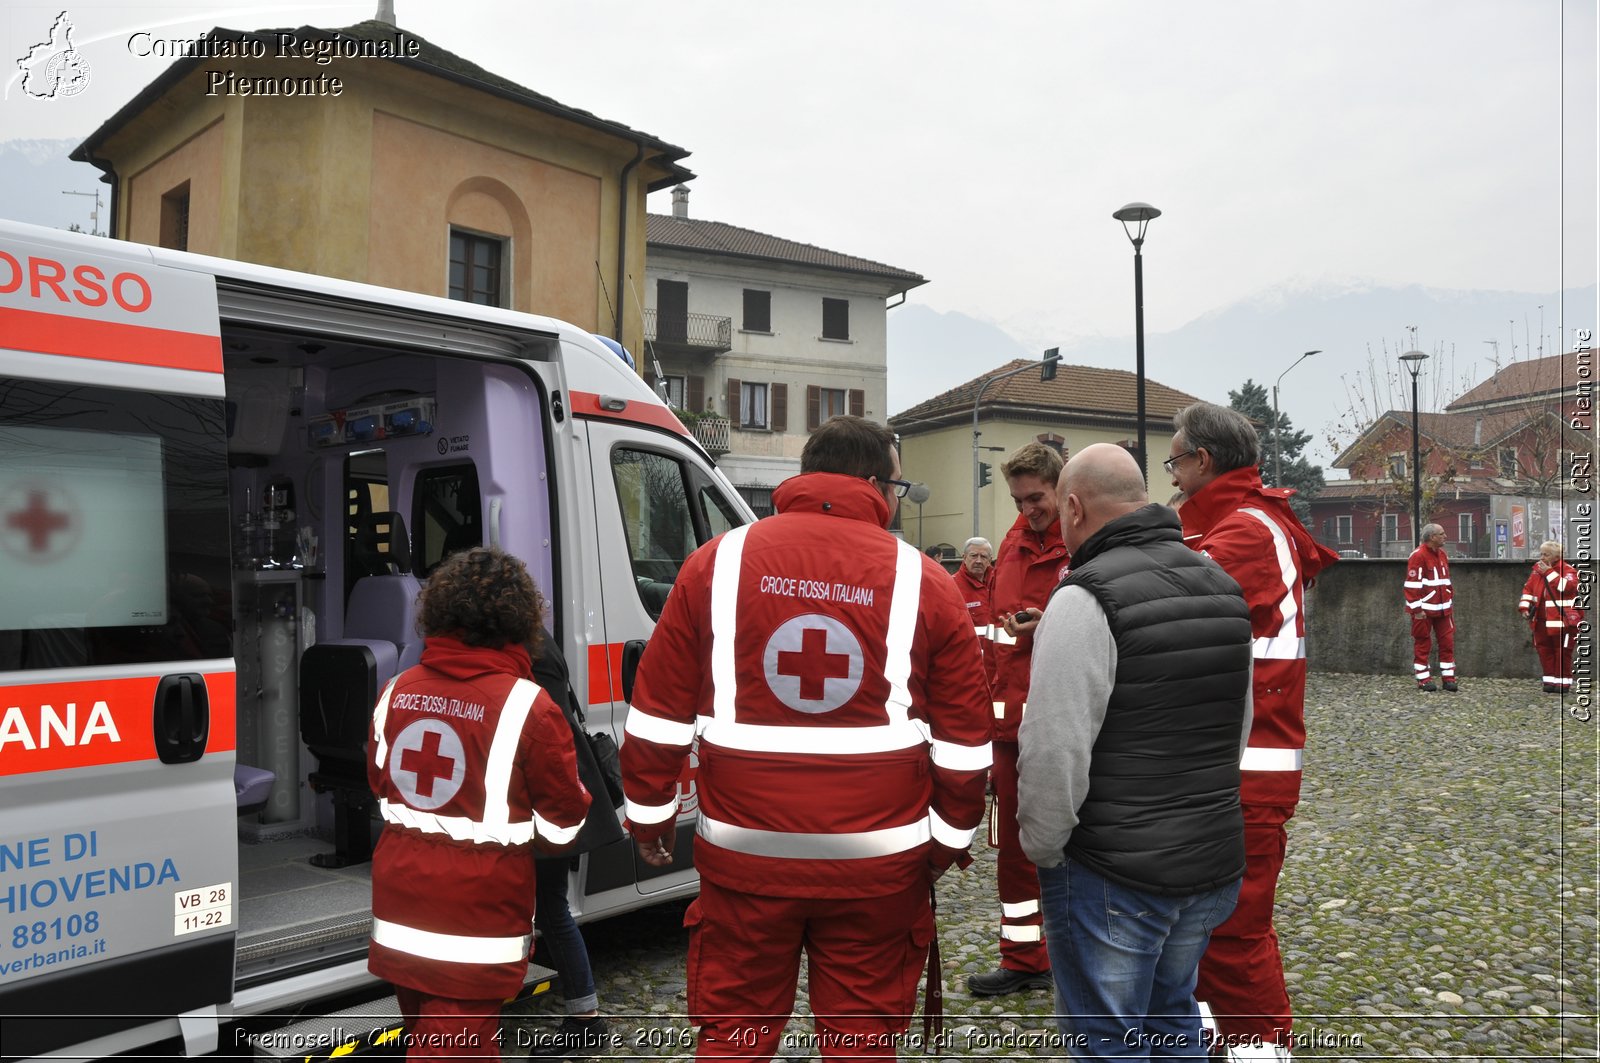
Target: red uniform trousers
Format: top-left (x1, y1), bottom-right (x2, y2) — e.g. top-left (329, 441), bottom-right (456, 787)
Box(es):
top-left (1410, 612), bottom-right (1456, 682)
top-left (990, 739), bottom-right (1048, 973)
top-left (393, 985), bottom-right (504, 1061)
top-left (686, 878), bottom-right (934, 1062)
top-left (1534, 630), bottom-right (1575, 688)
top-left (1195, 803), bottom-right (1295, 1048)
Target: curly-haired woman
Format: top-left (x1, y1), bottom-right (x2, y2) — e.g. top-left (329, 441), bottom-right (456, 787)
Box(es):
top-left (1519, 540), bottom-right (1582, 693)
top-left (366, 547), bottom-right (590, 1060)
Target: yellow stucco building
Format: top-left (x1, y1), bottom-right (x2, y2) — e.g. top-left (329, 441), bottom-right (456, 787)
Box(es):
top-left (889, 360), bottom-right (1202, 552)
top-left (72, 19), bottom-right (691, 355)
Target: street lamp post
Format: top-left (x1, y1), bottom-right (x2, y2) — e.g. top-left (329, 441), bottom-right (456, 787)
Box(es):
top-left (1271, 350), bottom-right (1321, 486)
top-left (907, 483), bottom-right (930, 549)
top-left (1400, 350), bottom-right (1429, 547)
top-left (1113, 202), bottom-right (1161, 483)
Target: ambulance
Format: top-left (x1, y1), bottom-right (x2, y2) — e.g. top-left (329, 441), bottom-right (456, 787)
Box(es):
top-left (0, 219), bottom-right (743, 1060)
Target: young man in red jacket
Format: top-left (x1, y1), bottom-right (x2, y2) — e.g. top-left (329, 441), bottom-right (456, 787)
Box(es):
top-left (967, 442), bottom-right (1068, 997)
top-left (1167, 403), bottom-right (1338, 1059)
top-left (1405, 524), bottom-right (1457, 692)
top-left (367, 548), bottom-right (591, 1060)
top-left (622, 416), bottom-right (993, 1061)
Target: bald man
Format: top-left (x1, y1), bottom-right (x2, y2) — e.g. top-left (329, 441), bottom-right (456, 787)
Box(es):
top-left (1018, 444), bottom-right (1253, 1058)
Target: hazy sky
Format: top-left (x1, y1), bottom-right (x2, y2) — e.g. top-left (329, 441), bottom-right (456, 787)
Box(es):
top-left (4, 1), bottom-right (1595, 360)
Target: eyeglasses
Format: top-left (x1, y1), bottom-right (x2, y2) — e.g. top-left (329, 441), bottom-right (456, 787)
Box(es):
top-left (1161, 450), bottom-right (1197, 475)
top-left (867, 476), bottom-right (914, 498)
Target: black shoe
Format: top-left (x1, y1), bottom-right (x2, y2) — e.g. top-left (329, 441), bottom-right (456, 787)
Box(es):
top-left (1442, 679), bottom-right (1459, 692)
top-left (1417, 680), bottom-right (1438, 692)
top-left (966, 968), bottom-right (1053, 996)
top-left (525, 1016), bottom-right (613, 1059)
top-left (1545, 683), bottom-right (1561, 693)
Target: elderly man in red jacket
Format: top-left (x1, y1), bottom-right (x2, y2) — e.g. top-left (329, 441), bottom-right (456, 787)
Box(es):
top-left (1405, 524), bottom-right (1457, 692)
top-left (952, 536), bottom-right (998, 688)
top-left (622, 416), bottom-right (993, 1061)
top-left (1167, 403), bottom-right (1338, 1060)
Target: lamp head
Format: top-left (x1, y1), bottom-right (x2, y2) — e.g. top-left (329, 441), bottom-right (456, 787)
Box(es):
top-left (1113, 202), bottom-right (1161, 246)
top-left (1399, 350), bottom-right (1429, 378)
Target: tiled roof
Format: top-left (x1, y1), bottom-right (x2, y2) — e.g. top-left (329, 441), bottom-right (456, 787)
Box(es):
top-left (1448, 350), bottom-right (1584, 410)
top-left (76, 22), bottom-right (693, 189)
top-left (647, 215), bottom-right (925, 286)
top-left (1314, 478), bottom-right (1502, 501)
top-left (1334, 407), bottom-right (1574, 466)
top-left (890, 359), bottom-right (1203, 432)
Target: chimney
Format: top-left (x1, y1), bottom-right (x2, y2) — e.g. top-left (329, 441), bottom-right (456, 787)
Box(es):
top-left (375, 0), bottom-right (396, 26)
top-left (672, 185), bottom-right (690, 221)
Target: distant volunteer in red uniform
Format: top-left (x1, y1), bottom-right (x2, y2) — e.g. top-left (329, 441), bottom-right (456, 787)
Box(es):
top-left (1520, 540), bottom-right (1581, 693)
top-left (367, 548), bottom-right (591, 1061)
top-left (1404, 524), bottom-right (1458, 692)
top-left (968, 442), bottom-right (1067, 997)
top-left (952, 536), bottom-right (998, 687)
top-left (1168, 403), bottom-right (1338, 1060)
top-left (622, 416), bottom-right (992, 1061)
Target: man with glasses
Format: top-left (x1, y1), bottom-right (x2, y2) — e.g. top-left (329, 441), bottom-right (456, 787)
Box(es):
top-left (622, 415), bottom-right (992, 1060)
top-left (968, 441), bottom-right (1067, 997)
top-left (1165, 403), bottom-right (1339, 1060)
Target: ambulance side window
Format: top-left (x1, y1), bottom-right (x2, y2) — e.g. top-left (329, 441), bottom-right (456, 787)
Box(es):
top-left (698, 485), bottom-right (741, 539)
top-left (0, 380), bottom-right (231, 670)
top-left (610, 448), bottom-right (697, 620)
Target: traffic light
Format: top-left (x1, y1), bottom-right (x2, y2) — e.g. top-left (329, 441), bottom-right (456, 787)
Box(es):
top-left (978, 461), bottom-right (992, 489)
top-left (1041, 347), bottom-right (1060, 382)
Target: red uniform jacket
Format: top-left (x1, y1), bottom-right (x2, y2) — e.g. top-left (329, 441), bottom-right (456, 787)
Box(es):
top-left (1404, 544), bottom-right (1454, 616)
top-left (621, 473), bottom-right (993, 898)
top-left (1180, 468), bottom-right (1338, 809)
top-left (989, 514), bottom-right (1069, 743)
top-left (952, 566), bottom-right (998, 691)
top-left (367, 639), bottom-right (590, 999)
top-left (1520, 560), bottom-right (1581, 636)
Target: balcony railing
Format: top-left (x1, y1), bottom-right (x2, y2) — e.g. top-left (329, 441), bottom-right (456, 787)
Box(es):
top-left (644, 309), bottom-right (733, 355)
top-left (692, 414), bottom-right (731, 458)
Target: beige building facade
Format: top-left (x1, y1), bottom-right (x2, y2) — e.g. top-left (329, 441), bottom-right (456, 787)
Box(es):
top-left (890, 362), bottom-right (1201, 551)
top-left (73, 20), bottom-right (691, 356)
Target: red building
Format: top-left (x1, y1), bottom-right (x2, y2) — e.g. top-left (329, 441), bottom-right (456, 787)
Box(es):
top-left (1307, 350), bottom-right (1591, 559)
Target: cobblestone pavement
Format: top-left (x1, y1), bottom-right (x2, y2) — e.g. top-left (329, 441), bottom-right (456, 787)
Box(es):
top-left (506, 674), bottom-right (1597, 1061)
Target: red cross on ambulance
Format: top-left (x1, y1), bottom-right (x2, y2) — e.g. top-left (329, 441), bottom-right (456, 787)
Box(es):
top-left (762, 614), bottom-right (864, 714)
top-left (389, 718), bottom-right (466, 810)
top-left (0, 483), bottom-right (79, 561)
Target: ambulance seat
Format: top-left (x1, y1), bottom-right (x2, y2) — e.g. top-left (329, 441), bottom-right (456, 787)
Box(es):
top-left (298, 640), bottom-right (396, 868)
top-left (345, 512), bottom-right (424, 673)
top-left (233, 763), bottom-right (276, 818)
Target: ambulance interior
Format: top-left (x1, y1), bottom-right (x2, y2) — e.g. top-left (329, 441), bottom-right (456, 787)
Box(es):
top-left (220, 323), bottom-right (556, 986)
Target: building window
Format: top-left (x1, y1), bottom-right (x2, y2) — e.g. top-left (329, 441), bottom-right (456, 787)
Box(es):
top-left (743, 289), bottom-right (771, 333)
top-left (1336, 515), bottom-right (1352, 542)
top-left (737, 485), bottom-right (775, 519)
top-left (661, 375), bottom-right (687, 410)
top-left (1458, 512), bottom-right (1474, 543)
top-left (1383, 514), bottom-right (1400, 541)
top-left (805, 386), bottom-right (863, 430)
top-left (1389, 452), bottom-right (1407, 479)
top-left (160, 181), bottom-right (190, 252)
top-left (449, 229), bottom-right (506, 307)
top-left (822, 298), bottom-right (850, 341)
top-left (1498, 447), bottom-right (1518, 478)
top-left (739, 382), bottom-right (769, 430)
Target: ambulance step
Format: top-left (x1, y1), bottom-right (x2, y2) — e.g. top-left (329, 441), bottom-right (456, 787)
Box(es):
top-left (246, 964), bottom-right (558, 1060)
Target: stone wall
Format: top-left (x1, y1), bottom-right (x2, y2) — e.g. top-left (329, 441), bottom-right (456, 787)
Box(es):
top-left (1306, 558), bottom-right (1561, 679)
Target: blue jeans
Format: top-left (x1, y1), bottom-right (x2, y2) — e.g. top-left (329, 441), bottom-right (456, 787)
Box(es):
top-left (534, 857), bottom-right (598, 1014)
top-left (1039, 858), bottom-right (1240, 1060)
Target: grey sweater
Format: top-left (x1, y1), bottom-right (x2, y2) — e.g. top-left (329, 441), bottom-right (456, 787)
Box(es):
top-left (1016, 586), bottom-right (1253, 868)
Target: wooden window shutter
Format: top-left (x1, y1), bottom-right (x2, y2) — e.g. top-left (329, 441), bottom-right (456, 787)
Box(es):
top-left (687, 375), bottom-right (704, 413)
top-left (771, 383), bottom-right (789, 432)
top-left (848, 389), bottom-right (864, 417)
top-left (806, 385), bottom-right (821, 432)
top-left (726, 378), bottom-right (741, 421)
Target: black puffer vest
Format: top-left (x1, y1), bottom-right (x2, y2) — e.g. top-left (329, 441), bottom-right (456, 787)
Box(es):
top-left (1060, 504), bottom-right (1251, 895)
